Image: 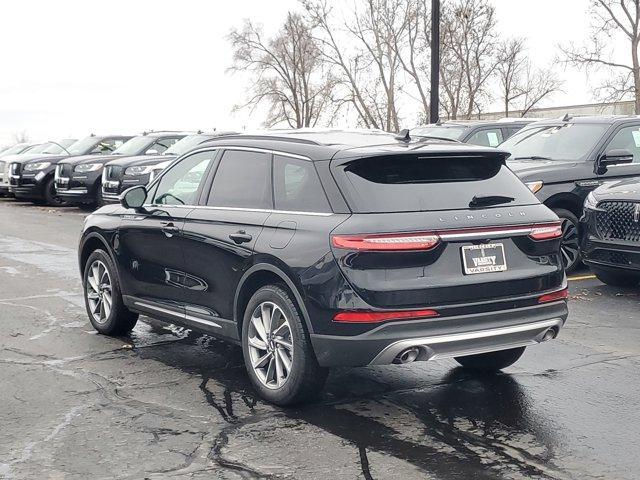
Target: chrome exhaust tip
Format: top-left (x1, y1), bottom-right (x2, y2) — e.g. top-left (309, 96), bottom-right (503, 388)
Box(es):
top-left (394, 347), bottom-right (420, 364)
top-left (541, 327), bottom-right (558, 342)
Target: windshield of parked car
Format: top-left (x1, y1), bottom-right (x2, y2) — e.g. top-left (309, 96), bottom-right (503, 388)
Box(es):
top-left (21, 143), bottom-right (52, 154)
top-left (40, 140), bottom-right (75, 154)
top-left (411, 126), bottom-right (467, 140)
top-left (68, 137), bottom-right (100, 155)
top-left (500, 123), bottom-right (610, 161)
top-left (112, 136), bottom-right (153, 156)
top-left (2, 144), bottom-right (30, 155)
top-left (163, 135), bottom-right (211, 156)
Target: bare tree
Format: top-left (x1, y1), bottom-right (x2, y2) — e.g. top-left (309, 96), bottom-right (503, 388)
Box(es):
top-left (497, 38), bottom-right (562, 116)
top-left (228, 13), bottom-right (335, 128)
top-left (561, 0), bottom-right (640, 113)
top-left (496, 38), bottom-right (527, 116)
top-left (12, 130), bottom-right (30, 144)
top-left (517, 65), bottom-right (563, 116)
top-left (302, 0), bottom-right (405, 131)
top-left (389, 0), bottom-right (431, 120)
top-left (438, 0), bottom-right (500, 119)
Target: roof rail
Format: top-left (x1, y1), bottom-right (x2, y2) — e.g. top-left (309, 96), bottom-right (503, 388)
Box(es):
top-left (141, 130), bottom-right (190, 136)
top-left (201, 134), bottom-right (323, 146)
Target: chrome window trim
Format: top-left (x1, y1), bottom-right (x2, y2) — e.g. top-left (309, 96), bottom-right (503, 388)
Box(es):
top-left (143, 145), bottom-right (331, 216)
top-left (140, 203), bottom-right (333, 217)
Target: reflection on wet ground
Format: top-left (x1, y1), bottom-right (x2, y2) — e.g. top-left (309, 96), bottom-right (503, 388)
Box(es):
top-left (2, 199), bottom-right (640, 479)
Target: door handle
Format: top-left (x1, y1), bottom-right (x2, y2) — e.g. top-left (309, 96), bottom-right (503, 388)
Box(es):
top-left (161, 221), bottom-right (180, 238)
top-left (229, 230), bottom-right (253, 244)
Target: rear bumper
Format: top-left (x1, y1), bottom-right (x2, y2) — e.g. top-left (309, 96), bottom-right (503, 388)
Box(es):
top-left (310, 300), bottom-right (568, 367)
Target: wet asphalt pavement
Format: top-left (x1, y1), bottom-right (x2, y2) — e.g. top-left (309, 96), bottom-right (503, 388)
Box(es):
top-left (1, 198), bottom-right (639, 480)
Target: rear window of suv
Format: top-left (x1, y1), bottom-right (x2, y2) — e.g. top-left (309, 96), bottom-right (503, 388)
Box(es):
top-left (334, 154), bottom-right (539, 213)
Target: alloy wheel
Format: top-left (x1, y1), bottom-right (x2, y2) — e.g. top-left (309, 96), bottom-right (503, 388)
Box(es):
top-left (560, 217), bottom-right (579, 269)
top-left (86, 260), bottom-right (113, 324)
top-left (247, 301), bottom-right (294, 389)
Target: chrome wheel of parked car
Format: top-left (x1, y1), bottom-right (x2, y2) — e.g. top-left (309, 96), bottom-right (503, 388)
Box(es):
top-left (86, 259), bottom-right (112, 324)
top-left (247, 301), bottom-right (294, 389)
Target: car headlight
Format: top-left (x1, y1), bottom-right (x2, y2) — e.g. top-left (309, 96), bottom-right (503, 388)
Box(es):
top-left (150, 161), bottom-right (172, 181)
top-left (584, 191), bottom-right (598, 210)
top-left (74, 163), bottom-right (103, 173)
top-left (23, 162), bottom-right (51, 171)
top-left (125, 165), bottom-right (155, 176)
top-left (525, 180), bottom-right (543, 194)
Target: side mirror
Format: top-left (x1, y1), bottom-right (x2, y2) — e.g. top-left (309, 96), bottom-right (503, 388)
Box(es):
top-left (596, 149), bottom-right (634, 174)
top-left (120, 185), bottom-right (147, 210)
top-left (146, 149), bottom-right (159, 155)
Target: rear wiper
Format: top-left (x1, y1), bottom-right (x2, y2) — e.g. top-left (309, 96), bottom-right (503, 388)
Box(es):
top-left (513, 156), bottom-right (552, 160)
top-left (469, 195), bottom-right (515, 209)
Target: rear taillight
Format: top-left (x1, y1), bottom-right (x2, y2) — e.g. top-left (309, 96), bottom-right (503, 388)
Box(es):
top-left (529, 223), bottom-right (563, 241)
top-left (333, 309), bottom-right (439, 323)
top-left (331, 232), bottom-right (440, 251)
top-left (538, 287), bottom-right (568, 303)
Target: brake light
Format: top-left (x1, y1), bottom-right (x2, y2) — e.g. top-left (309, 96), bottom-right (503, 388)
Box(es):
top-left (538, 287), bottom-right (568, 303)
top-left (333, 309), bottom-right (439, 323)
top-left (331, 232), bottom-right (440, 251)
top-left (529, 223), bottom-right (562, 240)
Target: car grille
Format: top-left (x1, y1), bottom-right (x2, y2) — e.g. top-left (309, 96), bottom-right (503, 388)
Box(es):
top-left (104, 165), bottom-right (123, 181)
top-left (595, 201), bottom-right (640, 242)
top-left (590, 249), bottom-right (640, 269)
top-left (10, 162), bottom-right (21, 175)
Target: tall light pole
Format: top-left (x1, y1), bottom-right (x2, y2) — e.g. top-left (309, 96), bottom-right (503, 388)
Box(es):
top-left (429, 0), bottom-right (440, 123)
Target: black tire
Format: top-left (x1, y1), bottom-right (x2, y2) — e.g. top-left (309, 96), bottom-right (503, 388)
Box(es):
top-left (553, 208), bottom-right (580, 273)
top-left (83, 249), bottom-right (138, 335)
top-left (95, 184), bottom-right (104, 208)
top-left (455, 347), bottom-right (525, 371)
top-left (44, 177), bottom-right (66, 207)
top-left (241, 285), bottom-right (328, 406)
top-left (591, 266), bottom-right (640, 288)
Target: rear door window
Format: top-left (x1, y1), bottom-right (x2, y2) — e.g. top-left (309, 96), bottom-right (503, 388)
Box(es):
top-left (207, 150), bottom-right (272, 209)
top-left (334, 154), bottom-right (539, 213)
top-left (466, 128), bottom-right (503, 147)
top-left (273, 155), bottom-right (331, 212)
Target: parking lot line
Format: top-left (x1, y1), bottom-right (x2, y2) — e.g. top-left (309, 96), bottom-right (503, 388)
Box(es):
top-left (568, 274), bottom-right (597, 282)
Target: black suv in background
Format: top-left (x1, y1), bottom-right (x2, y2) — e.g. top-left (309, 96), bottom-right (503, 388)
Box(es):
top-left (580, 179), bottom-right (640, 286)
top-left (411, 119), bottom-right (536, 147)
top-left (78, 130), bottom-right (567, 405)
top-left (499, 115), bottom-right (640, 271)
top-left (10, 136), bottom-right (131, 205)
top-left (101, 132), bottom-right (235, 203)
top-left (1, 142), bottom-right (64, 196)
top-left (56, 132), bottom-right (187, 207)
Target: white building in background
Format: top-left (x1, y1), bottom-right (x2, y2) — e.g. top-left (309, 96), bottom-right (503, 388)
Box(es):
top-left (477, 100), bottom-right (636, 120)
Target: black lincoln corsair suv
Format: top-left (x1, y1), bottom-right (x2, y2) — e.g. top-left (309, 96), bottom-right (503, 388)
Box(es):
top-left (101, 132), bottom-right (235, 203)
top-left (56, 131), bottom-right (187, 207)
top-left (499, 115), bottom-right (640, 272)
top-left (580, 178), bottom-right (640, 286)
top-left (78, 130), bottom-right (568, 405)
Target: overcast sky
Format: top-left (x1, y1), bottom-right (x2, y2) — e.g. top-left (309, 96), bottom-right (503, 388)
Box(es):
top-left (0, 0), bottom-right (619, 145)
